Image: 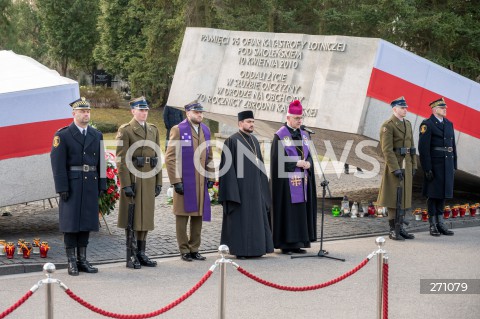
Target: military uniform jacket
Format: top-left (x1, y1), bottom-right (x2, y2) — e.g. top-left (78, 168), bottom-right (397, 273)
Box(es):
top-left (116, 119), bottom-right (162, 230)
top-left (165, 120), bottom-right (214, 216)
top-left (377, 115), bottom-right (417, 209)
top-left (50, 123), bottom-right (107, 232)
top-left (418, 114), bottom-right (457, 199)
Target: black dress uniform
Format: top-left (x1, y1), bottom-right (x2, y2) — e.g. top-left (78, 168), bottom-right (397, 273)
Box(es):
top-left (418, 97), bottom-right (456, 236)
top-left (51, 97), bottom-right (106, 275)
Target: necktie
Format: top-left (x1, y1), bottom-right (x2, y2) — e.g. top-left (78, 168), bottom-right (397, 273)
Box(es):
top-left (82, 129), bottom-right (86, 136)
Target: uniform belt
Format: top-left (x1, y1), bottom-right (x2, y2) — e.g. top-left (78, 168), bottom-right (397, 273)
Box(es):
top-left (133, 156), bottom-right (152, 164)
top-left (393, 147), bottom-right (416, 155)
top-left (433, 146), bottom-right (453, 152)
top-left (70, 165), bottom-right (97, 172)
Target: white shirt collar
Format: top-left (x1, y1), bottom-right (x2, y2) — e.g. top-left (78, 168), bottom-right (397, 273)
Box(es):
top-left (75, 124), bottom-right (87, 134)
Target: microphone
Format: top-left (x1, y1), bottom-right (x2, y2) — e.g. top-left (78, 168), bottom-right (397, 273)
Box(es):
top-left (300, 125), bottom-right (315, 135)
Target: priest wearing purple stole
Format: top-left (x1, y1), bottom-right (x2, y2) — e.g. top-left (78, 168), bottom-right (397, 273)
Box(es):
top-left (270, 100), bottom-right (317, 255)
top-left (219, 110), bottom-right (274, 259)
top-left (165, 100), bottom-right (215, 262)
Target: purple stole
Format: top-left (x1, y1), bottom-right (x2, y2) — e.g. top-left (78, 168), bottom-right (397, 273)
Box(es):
top-left (275, 126), bottom-right (310, 203)
top-left (178, 119), bottom-right (211, 221)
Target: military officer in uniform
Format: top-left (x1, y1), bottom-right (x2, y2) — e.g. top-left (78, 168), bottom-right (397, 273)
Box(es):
top-left (418, 97), bottom-right (456, 236)
top-left (116, 96), bottom-right (162, 269)
top-left (50, 97), bottom-right (107, 276)
top-left (165, 100), bottom-right (215, 262)
top-left (377, 96), bottom-right (417, 241)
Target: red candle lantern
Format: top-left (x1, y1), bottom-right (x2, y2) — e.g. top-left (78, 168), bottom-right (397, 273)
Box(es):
top-left (421, 209), bottom-right (428, 222)
top-left (368, 202), bottom-right (376, 216)
top-left (5, 242), bottom-right (15, 259)
top-left (22, 242), bottom-right (32, 259)
top-left (443, 206), bottom-right (451, 219)
top-left (470, 204), bottom-right (477, 217)
top-left (451, 205), bottom-right (459, 218)
top-left (40, 241), bottom-right (50, 258)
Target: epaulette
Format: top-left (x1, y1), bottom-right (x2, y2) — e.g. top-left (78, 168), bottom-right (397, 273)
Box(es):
top-left (57, 126), bottom-right (68, 132)
top-left (118, 123), bottom-right (130, 129)
top-left (148, 123), bottom-right (157, 128)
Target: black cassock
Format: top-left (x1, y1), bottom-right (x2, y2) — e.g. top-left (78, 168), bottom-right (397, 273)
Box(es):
top-left (219, 131), bottom-right (274, 257)
top-left (270, 125), bottom-right (317, 250)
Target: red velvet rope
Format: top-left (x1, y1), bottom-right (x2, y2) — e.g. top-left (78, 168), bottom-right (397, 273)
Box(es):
top-left (0, 291), bottom-right (33, 319)
top-left (237, 258), bottom-right (370, 291)
top-left (383, 262), bottom-right (389, 319)
top-left (64, 270), bottom-right (213, 319)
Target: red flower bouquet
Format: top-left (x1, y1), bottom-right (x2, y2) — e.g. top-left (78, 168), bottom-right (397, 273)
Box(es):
top-left (99, 152), bottom-right (120, 215)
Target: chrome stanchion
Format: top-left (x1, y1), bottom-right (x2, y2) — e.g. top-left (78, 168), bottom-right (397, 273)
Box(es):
top-left (43, 263), bottom-right (56, 319)
top-left (218, 245), bottom-right (230, 319)
top-left (375, 237), bottom-right (386, 319)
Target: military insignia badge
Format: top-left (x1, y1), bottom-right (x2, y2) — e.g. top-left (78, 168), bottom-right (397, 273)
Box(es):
top-left (420, 125), bottom-right (427, 134)
top-left (382, 126), bottom-right (387, 133)
top-left (283, 136), bottom-right (292, 146)
top-left (115, 131), bottom-right (123, 139)
top-left (53, 136), bottom-right (60, 148)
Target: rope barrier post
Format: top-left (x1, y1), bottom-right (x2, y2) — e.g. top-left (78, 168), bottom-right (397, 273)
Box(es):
top-left (218, 245), bottom-right (230, 319)
top-left (375, 237), bottom-right (386, 319)
top-left (382, 256), bottom-right (389, 319)
top-left (43, 263), bottom-right (56, 319)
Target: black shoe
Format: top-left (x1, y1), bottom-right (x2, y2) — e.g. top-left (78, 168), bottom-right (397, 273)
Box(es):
top-left (281, 249), bottom-right (292, 255)
top-left (136, 240), bottom-right (157, 267)
top-left (236, 256), bottom-right (247, 260)
top-left (437, 223), bottom-right (454, 236)
top-left (190, 252), bottom-right (206, 260)
top-left (429, 224), bottom-right (441, 236)
top-left (66, 248), bottom-right (79, 276)
top-left (181, 253), bottom-right (193, 262)
top-left (292, 248), bottom-right (307, 254)
top-left (400, 226), bottom-right (415, 239)
top-left (77, 247), bottom-right (98, 273)
top-left (388, 220), bottom-right (405, 241)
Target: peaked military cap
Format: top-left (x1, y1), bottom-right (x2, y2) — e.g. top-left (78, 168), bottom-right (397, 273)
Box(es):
top-left (184, 100), bottom-right (205, 112)
top-left (429, 97), bottom-right (447, 109)
top-left (130, 96), bottom-right (149, 109)
top-left (69, 97), bottom-right (91, 110)
top-left (390, 96), bottom-right (408, 108)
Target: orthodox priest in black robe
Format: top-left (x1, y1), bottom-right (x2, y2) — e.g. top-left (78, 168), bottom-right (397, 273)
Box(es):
top-left (219, 110), bottom-right (274, 259)
top-left (270, 100), bottom-right (317, 254)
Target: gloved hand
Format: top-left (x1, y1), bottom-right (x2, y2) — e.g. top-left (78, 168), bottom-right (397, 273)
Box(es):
top-left (99, 190), bottom-right (105, 197)
top-left (393, 169), bottom-right (404, 181)
top-left (425, 170), bottom-right (434, 182)
top-left (207, 181), bottom-right (214, 189)
top-left (59, 192), bottom-right (69, 201)
top-left (174, 183), bottom-right (184, 195)
top-left (155, 185), bottom-right (162, 197)
top-left (123, 186), bottom-right (135, 197)
top-left (412, 169), bottom-right (417, 176)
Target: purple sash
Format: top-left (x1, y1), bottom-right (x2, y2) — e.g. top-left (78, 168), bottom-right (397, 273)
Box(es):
top-left (178, 119), bottom-right (212, 221)
top-left (275, 126), bottom-right (310, 203)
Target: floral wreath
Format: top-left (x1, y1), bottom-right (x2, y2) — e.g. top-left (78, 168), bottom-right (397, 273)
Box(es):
top-left (99, 152), bottom-right (121, 215)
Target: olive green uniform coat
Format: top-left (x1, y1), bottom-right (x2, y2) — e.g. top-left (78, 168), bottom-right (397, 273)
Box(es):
top-left (116, 119), bottom-right (162, 230)
top-left (377, 115), bottom-right (417, 209)
top-left (165, 121), bottom-right (214, 216)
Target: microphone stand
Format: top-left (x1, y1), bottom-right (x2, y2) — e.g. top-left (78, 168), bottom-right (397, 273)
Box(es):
top-left (292, 129), bottom-right (345, 262)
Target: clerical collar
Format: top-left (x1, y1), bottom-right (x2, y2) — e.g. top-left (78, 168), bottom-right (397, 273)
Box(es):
top-left (286, 124), bottom-right (297, 132)
top-left (434, 115), bottom-right (444, 123)
top-left (75, 123), bottom-right (87, 134)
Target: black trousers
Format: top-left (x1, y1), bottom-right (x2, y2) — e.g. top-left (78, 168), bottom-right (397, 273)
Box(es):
top-left (64, 232), bottom-right (90, 249)
top-left (427, 198), bottom-right (445, 217)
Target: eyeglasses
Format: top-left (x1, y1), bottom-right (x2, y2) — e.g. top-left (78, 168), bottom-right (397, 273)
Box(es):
top-left (292, 116), bottom-right (303, 121)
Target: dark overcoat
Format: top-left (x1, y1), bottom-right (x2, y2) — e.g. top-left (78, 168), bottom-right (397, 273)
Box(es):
top-left (418, 114), bottom-right (457, 199)
top-left (50, 123), bottom-right (106, 232)
top-left (377, 115), bottom-right (417, 209)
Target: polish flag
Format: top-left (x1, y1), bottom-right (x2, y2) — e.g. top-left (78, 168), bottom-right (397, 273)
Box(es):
top-left (0, 51), bottom-right (79, 206)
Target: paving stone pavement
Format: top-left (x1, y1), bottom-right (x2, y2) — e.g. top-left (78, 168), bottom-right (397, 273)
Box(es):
top-left (1, 172), bottom-right (479, 276)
